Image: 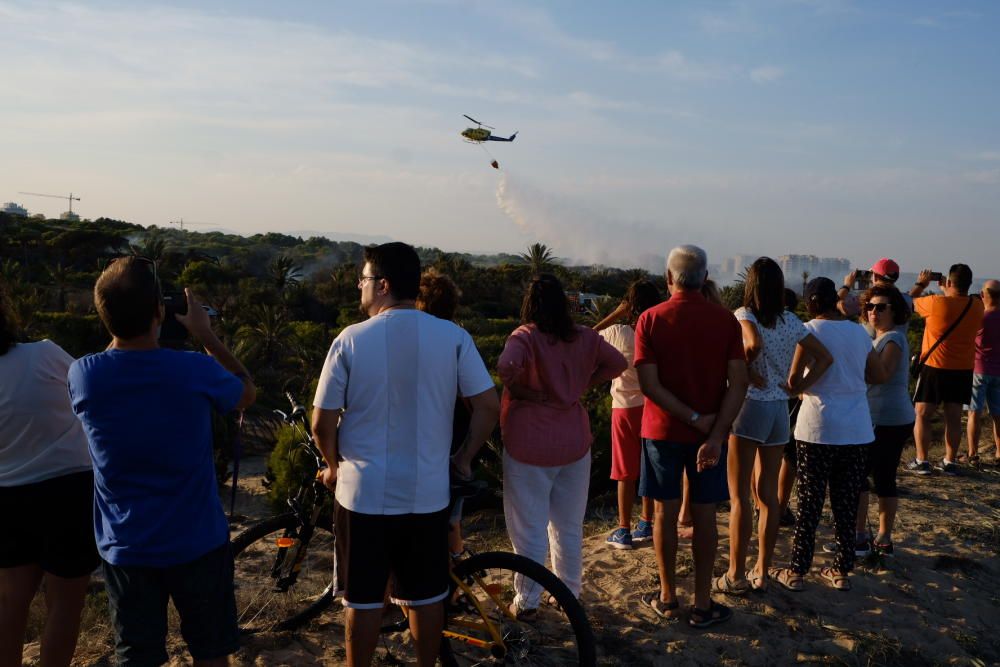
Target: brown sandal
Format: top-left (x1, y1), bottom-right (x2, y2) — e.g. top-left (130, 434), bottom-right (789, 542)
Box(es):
top-left (768, 567), bottom-right (805, 592)
top-left (820, 567), bottom-right (851, 591)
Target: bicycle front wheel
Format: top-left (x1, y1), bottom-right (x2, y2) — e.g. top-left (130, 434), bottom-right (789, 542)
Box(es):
top-left (230, 513), bottom-right (336, 633)
top-left (442, 551), bottom-right (597, 666)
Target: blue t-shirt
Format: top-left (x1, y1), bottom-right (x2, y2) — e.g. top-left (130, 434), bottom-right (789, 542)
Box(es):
top-left (68, 348), bottom-right (243, 567)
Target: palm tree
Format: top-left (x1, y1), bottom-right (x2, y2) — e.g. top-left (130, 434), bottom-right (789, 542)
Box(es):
top-left (130, 236), bottom-right (167, 262)
top-left (268, 255), bottom-right (303, 294)
top-left (581, 296), bottom-right (620, 327)
top-left (235, 304), bottom-right (293, 364)
top-left (622, 268), bottom-right (650, 285)
top-left (330, 263), bottom-right (358, 302)
top-left (519, 243), bottom-right (558, 274)
top-left (45, 261), bottom-right (71, 312)
top-left (0, 258), bottom-right (22, 286)
top-left (801, 271), bottom-right (810, 296)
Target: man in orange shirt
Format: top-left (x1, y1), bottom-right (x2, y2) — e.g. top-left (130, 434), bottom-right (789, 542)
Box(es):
top-left (907, 264), bottom-right (985, 474)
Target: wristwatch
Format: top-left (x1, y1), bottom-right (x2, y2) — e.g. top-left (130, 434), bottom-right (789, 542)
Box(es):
top-left (690, 411), bottom-right (701, 424)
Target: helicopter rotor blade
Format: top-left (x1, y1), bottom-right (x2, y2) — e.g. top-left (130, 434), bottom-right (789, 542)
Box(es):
top-left (463, 114), bottom-right (481, 125)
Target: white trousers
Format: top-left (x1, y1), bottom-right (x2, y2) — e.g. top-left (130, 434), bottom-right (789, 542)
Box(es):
top-left (502, 449), bottom-right (591, 608)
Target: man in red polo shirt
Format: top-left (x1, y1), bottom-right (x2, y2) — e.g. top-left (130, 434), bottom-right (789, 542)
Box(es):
top-left (635, 245), bottom-right (748, 629)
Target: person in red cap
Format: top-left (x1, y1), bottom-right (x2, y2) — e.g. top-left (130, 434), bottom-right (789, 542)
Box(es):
top-left (838, 258), bottom-right (913, 335)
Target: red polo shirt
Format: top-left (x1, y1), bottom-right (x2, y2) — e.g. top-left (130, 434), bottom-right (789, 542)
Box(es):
top-left (634, 290), bottom-right (744, 444)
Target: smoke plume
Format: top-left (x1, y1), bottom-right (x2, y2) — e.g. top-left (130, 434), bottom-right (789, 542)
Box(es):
top-left (496, 172), bottom-right (673, 272)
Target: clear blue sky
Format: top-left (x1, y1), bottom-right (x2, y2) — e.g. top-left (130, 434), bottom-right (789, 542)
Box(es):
top-left (2, 1), bottom-right (998, 275)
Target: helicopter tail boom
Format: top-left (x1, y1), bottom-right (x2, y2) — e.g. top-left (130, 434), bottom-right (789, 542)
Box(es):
top-left (487, 131), bottom-right (517, 142)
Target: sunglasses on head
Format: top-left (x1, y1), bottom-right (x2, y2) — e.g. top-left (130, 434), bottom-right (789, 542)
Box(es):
top-left (864, 302), bottom-right (889, 313)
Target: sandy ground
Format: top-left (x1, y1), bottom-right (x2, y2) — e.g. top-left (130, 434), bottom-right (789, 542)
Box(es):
top-left (22, 440), bottom-right (1000, 666)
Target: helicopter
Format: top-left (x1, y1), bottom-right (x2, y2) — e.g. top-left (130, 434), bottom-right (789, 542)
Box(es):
top-left (460, 115), bottom-right (517, 143)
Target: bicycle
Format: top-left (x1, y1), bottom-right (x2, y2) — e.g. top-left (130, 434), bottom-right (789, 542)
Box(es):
top-left (230, 392), bottom-right (597, 665)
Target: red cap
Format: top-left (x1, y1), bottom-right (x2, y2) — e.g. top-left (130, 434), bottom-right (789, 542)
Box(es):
top-left (870, 258), bottom-right (900, 281)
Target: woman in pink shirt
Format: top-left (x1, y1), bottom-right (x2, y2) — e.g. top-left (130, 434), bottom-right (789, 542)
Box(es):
top-left (499, 274), bottom-right (627, 615)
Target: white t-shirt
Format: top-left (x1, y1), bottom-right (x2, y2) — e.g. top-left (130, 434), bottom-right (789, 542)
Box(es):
top-left (794, 319), bottom-right (875, 445)
top-left (734, 308), bottom-right (809, 402)
top-left (0, 340), bottom-right (92, 486)
top-left (598, 324), bottom-right (643, 409)
top-left (313, 309), bottom-right (494, 515)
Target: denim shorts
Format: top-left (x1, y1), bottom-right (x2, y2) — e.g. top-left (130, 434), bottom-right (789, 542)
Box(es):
top-left (638, 439), bottom-right (729, 504)
top-left (968, 373), bottom-right (1000, 413)
top-left (731, 398), bottom-right (791, 445)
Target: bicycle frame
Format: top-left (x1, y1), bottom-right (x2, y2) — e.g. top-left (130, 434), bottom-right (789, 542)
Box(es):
top-left (443, 568), bottom-right (517, 659)
top-left (268, 400), bottom-right (329, 592)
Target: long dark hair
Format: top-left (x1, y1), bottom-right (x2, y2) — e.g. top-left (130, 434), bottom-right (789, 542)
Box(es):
top-left (0, 282), bottom-right (18, 356)
top-left (623, 280), bottom-right (661, 324)
top-left (743, 257), bottom-right (785, 328)
top-left (521, 273), bottom-right (577, 342)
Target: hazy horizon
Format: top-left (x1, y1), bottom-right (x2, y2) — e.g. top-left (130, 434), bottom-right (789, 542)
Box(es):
top-left (2, 1), bottom-right (998, 277)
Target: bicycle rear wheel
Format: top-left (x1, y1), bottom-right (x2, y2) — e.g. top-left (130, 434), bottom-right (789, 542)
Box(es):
top-left (230, 513), bottom-right (335, 633)
top-left (442, 551), bottom-right (597, 666)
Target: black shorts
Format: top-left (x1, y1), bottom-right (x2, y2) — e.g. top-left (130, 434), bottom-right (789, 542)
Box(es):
top-left (0, 470), bottom-right (99, 578)
top-left (102, 542), bottom-right (239, 665)
top-left (334, 505), bottom-right (449, 609)
top-left (914, 366), bottom-right (973, 406)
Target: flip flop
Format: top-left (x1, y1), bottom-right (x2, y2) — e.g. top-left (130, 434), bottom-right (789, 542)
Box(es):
top-left (712, 573), bottom-right (750, 596)
top-left (768, 567), bottom-right (805, 592)
top-left (688, 601), bottom-right (733, 629)
top-left (642, 592), bottom-right (680, 622)
top-left (820, 567), bottom-right (851, 591)
top-left (747, 570), bottom-right (768, 592)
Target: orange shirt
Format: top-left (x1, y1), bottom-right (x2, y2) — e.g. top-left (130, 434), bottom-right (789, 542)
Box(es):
top-left (913, 295), bottom-right (985, 370)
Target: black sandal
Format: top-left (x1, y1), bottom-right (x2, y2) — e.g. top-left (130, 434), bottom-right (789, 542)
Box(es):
top-left (642, 592), bottom-right (680, 622)
top-left (688, 601), bottom-right (733, 629)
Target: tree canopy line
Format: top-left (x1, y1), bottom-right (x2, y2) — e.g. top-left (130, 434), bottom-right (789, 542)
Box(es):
top-left (0, 213), bottom-right (673, 502)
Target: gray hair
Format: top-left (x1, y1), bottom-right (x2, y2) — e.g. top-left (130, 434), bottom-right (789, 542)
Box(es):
top-left (666, 245), bottom-right (708, 289)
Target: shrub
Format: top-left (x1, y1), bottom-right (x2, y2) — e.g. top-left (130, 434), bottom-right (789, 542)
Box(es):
top-left (30, 312), bottom-right (107, 358)
top-left (265, 422), bottom-right (331, 515)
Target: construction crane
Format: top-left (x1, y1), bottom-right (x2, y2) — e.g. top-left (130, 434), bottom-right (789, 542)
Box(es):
top-left (19, 191), bottom-right (81, 217)
top-left (169, 218), bottom-right (211, 231)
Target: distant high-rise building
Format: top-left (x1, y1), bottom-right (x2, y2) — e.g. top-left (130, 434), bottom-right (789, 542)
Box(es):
top-left (721, 254), bottom-right (757, 277)
top-left (776, 255), bottom-right (851, 292)
top-left (1, 202), bottom-right (28, 217)
top-left (59, 210), bottom-right (80, 222)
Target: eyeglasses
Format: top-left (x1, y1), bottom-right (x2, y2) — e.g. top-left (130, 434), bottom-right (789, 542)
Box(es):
top-left (357, 274), bottom-right (384, 289)
top-left (864, 302), bottom-right (889, 313)
top-left (106, 255), bottom-right (159, 284)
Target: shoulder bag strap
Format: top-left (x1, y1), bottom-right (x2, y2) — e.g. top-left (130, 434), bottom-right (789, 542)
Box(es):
top-left (917, 296), bottom-right (975, 366)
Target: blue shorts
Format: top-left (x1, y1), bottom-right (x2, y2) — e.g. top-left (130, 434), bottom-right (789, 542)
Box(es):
top-left (731, 399), bottom-right (791, 446)
top-left (968, 373), bottom-right (1000, 413)
top-left (639, 439), bottom-right (729, 504)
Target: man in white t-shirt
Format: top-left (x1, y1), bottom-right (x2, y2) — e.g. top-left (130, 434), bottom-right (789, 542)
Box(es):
top-left (312, 242), bottom-right (498, 667)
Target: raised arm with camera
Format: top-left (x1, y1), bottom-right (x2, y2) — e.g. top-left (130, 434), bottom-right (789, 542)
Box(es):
top-left (910, 269), bottom-right (941, 298)
top-left (175, 288), bottom-right (256, 410)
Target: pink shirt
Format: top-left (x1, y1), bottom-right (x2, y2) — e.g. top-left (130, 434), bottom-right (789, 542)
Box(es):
top-left (975, 309), bottom-right (1000, 376)
top-left (498, 324), bottom-right (626, 466)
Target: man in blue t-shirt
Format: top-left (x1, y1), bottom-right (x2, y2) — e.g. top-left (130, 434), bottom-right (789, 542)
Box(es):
top-left (68, 257), bottom-right (255, 666)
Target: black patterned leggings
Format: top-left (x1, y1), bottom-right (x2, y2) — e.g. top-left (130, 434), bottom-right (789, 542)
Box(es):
top-left (791, 441), bottom-right (870, 574)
